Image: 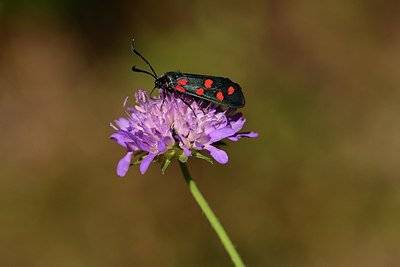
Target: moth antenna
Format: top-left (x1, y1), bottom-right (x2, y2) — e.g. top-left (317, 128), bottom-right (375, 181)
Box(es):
top-left (132, 65), bottom-right (157, 79)
top-left (131, 39), bottom-right (158, 78)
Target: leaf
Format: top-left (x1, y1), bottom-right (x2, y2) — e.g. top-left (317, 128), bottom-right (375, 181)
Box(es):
top-left (178, 152), bottom-right (188, 163)
top-left (131, 156), bottom-right (145, 166)
top-left (161, 159), bottom-right (171, 174)
top-left (130, 153), bottom-right (158, 166)
top-left (193, 152), bottom-right (214, 164)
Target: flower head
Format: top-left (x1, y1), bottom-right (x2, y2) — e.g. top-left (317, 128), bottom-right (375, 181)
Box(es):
top-left (110, 89), bottom-right (258, 176)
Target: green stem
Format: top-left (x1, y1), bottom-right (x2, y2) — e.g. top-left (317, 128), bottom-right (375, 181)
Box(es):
top-left (179, 161), bottom-right (245, 267)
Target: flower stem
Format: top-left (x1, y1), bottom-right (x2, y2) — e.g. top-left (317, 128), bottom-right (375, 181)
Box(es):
top-left (179, 161), bottom-right (245, 267)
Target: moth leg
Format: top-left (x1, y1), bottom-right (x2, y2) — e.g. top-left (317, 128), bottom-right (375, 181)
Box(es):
top-left (150, 85), bottom-right (158, 97)
top-left (175, 93), bottom-right (197, 117)
top-left (193, 98), bottom-right (206, 115)
top-left (160, 88), bottom-right (168, 110)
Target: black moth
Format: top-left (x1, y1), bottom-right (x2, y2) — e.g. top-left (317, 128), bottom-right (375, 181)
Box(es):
top-left (131, 40), bottom-right (245, 109)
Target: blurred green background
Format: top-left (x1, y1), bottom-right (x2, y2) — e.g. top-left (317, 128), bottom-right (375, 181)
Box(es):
top-left (1, 0), bottom-right (399, 266)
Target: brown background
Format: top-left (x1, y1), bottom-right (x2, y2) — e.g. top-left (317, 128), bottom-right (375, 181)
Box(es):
top-left (1, 0), bottom-right (400, 266)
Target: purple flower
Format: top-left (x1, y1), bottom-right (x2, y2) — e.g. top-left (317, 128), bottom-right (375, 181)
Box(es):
top-left (110, 89), bottom-right (258, 176)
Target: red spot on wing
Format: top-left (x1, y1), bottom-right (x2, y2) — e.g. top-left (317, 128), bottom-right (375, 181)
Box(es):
top-left (216, 92), bottom-right (224, 101)
top-left (174, 85), bottom-right (186, 92)
top-left (204, 79), bottom-right (213, 88)
top-left (177, 78), bottom-right (188, 85)
top-left (195, 88), bottom-right (204, 95)
top-left (228, 86), bottom-right (235, 95)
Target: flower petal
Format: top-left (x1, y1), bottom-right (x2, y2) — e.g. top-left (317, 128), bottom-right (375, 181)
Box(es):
top-left (109, 122), bottom-right (118, 130)
top-left (157, 141), bottom-right (166, 153)
top-left (140, 153), bottom-right (157, 174)
top-left (123, 96), bottom-right (129, 107)
top-left (183, 147), bottom-right (192, 157)
top-left (194, 141), bottom-right (205, 149)
top-left (109, 132), bottom-right (140, 149)
top-left (116, 152), bottom-right (133, 177)
top-left (114, 117), bottom-right (130, 129)
top-left (109, 133), bottom-right (128, 147)
top-left (227, 131), bottom-right (259, 141)
top-left (230, 116), bottom-right (246, 132)
top-left (163, 136), bottom-right (175, 146)
top-left (205, 146), bottom-right (228, 164)
top-left (209, 128), bottom-right (236, 143)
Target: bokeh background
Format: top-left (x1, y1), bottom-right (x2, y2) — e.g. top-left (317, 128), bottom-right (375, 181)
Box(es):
top-left (1, 0), bottom-right (400, 266)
